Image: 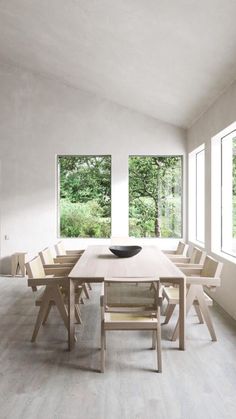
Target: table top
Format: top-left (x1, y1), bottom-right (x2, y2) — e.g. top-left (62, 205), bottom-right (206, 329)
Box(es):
top-left (69, 245), bottom-right (184, 280)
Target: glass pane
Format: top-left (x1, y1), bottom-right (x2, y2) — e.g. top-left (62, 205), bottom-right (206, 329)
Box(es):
top-left (196, 149), bottom-right (205, 243)
top-left (58, 156), bottom-right (111, 238)
top-left (129, 156), bottom-right (182, 238)
top-left (221, 132), bottom-right (236, 256)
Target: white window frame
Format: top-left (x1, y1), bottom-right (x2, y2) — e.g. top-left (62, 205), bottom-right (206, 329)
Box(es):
top-left (188, 144), bottom-right (205, 245)
top-left (212, 121), bottom-right (236, 261)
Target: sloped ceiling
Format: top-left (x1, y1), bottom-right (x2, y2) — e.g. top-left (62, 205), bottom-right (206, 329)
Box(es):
top-left (1, 0), bottom-right (236, 128)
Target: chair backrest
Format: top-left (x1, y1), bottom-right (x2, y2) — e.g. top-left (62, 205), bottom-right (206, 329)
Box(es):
top-left (201, 256), bottom-right (223, 278)
top-left (25, 256), bottom-right (46, 279)
top-left (55, 241), bottom-right (66, 256)
top-left (104, 277), bottom-right (161, 313)
top-left (39, 247), bottom-right (54, 265)
top-left (176, 241), bottom-right (188, 255)
top-left (190, 247), bottom-right (206, 264)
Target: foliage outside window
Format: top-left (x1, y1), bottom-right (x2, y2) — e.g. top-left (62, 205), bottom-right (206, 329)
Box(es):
top-left (221, 131), bottom-right (236, 256)
top-left (58, 156), bottom-right (111, 238)
top-left (129, 156), bottom-right (182, 238)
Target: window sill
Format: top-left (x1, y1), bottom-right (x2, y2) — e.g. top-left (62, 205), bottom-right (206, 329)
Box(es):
top-left (211, 248), bottom-right (236, 265)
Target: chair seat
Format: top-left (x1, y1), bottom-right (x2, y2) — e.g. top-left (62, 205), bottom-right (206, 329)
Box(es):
top-left (163, 286), bottom-right (213, 306)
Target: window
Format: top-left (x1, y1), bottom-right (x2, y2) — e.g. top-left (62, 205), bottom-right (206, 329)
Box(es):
top-left (58, 155), bottom-right (111, 238)
top-left (188, 144), bottom-right (205, 244)
top-left (129, 156), bottom-right (183, 238)
top-left (212, 121), bottom-right (236, 259)
top-left (221, 130), bottom-right (236, 257)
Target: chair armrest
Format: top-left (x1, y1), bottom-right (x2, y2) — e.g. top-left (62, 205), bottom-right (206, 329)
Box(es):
top-left (44, 266), bottom-right (71, 276)
top-left (176, 263), bottom-right (203, 269)
top-left (170, 257), bottom-right (190, 263)
top-left (44, 263), bottom-right (73, 268)
top-left (163, 250), bottom-right (176, 255)
top-left (66, 250), bottom-right (84, 255)
top-left (53, 258), bottom-right (74, 265)
top-left (180, 267), bottom-right (202, 276)
top-left (186, 276), bottom-right (221, 286)
top-left (55, 255), bottom-right (79, 262)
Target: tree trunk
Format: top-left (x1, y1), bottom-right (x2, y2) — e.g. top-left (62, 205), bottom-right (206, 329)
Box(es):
top-left (155, 205), bottom-right (161, 237)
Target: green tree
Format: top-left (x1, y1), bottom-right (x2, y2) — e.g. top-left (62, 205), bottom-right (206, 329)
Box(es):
top-left (129, 156), bottom-right (182, 238)
top-left (59, 156), bottom-right (111, 237)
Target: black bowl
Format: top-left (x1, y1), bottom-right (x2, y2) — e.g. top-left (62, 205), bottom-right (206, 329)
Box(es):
top-left (109, 245), bottom-right (142, 258)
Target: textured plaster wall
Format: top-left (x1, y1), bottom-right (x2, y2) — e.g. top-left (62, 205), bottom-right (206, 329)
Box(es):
top-left (0, 62), bottom-right (186, 273)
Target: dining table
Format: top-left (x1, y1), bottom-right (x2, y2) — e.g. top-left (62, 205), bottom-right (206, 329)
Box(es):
top-left (68, 245), bottom-right (186, 351)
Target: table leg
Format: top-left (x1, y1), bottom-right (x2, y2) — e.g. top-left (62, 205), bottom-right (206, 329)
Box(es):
top-left (178, 276), bottom-right (186, 350)
top-left (68, 279), bottom-right (75, 351)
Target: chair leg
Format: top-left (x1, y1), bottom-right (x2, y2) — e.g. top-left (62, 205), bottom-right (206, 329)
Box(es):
top-left (194, 303), bottom-right (204, 324)
top-left (52, 287), bottom-right (69, 330)
top-left (75, 304), bottom-right (82, 324)
top-left (152, 330), bottom-right (156, 349)
top-left (31, 290), bottom-right (51, 342)
top-left (101, 322), bottom-right (105, 373)
top-left (83, 284), bottom-right (90, 299)
top-left (196, 288), bottom-right (217, 341)
top-left (42, 303), bottom-right (52, 325)
top-left (156, 318), bottom-right (162, 373)
top-left (53, 287), bottom-right (77, 342)
top-left (171, 284), bottom-right (197, 341)
top-left (87, 283), bottom-right (92, 291)
top-left (104, 331), bottom-right (106, 350)
top-left (162, 303), bottom-right (176, 324)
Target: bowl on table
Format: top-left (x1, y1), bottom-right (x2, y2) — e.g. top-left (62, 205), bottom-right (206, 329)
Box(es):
top-left (109, 245), bottom-right (142, 258)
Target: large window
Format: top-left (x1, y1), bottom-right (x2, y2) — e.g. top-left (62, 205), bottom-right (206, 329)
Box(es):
top-left (188, 144), bottom-right (205, 244)
top-left (221, 130), bottom-right (236, 256)
top-left (58, 156), bottom-right (111, 238)
top-left (129, 156), bottom-right (182, 238)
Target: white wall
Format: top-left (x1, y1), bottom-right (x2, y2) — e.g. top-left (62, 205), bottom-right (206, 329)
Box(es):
top-left (188, 80), bottom-right (236, 320)
top-left (0, 62), bottom-right (186, 273)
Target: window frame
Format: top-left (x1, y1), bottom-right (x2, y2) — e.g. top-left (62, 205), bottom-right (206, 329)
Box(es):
top-left (188, 144), bottom-right (205, 246)
top-left (211, 121), bottom-right (236, 261)
top-left (57, 154), bottom-right (112, 239)
top-left (128, 154), bottom-right (184, 239)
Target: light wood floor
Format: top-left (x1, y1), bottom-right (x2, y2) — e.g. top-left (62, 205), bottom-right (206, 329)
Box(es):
top-left (0, 277), bottom-right (236, 419)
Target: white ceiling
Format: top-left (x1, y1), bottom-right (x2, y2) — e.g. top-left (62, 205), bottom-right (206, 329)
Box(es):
top-left (1, 0), bottom-right (236, 128)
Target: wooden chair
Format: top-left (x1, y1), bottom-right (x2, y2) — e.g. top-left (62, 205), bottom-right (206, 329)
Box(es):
top-left (54, 242), bottom-right (92, 291)
top-left (55, 241), bottom-right (84, 258)
top-left (169, 246), bottom-right (206, 267)
top-left (40, 247), bottom-right (90, 298)
top-left (163, 241), bottom-right (189, 258)
top-left (162, 247), bottom-right (206, 316)
top-left (26, 256), bottom-right (83, 342)
top-left (100, 277), bottom-right (162, 373)
top-left (163, 256), bottom-right (223, 341)
top-left (39, 247), bottom-right (76, 267)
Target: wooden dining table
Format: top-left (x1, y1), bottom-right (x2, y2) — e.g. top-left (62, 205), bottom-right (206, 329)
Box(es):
top-left (68, 245), bottom-right (186, 351)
